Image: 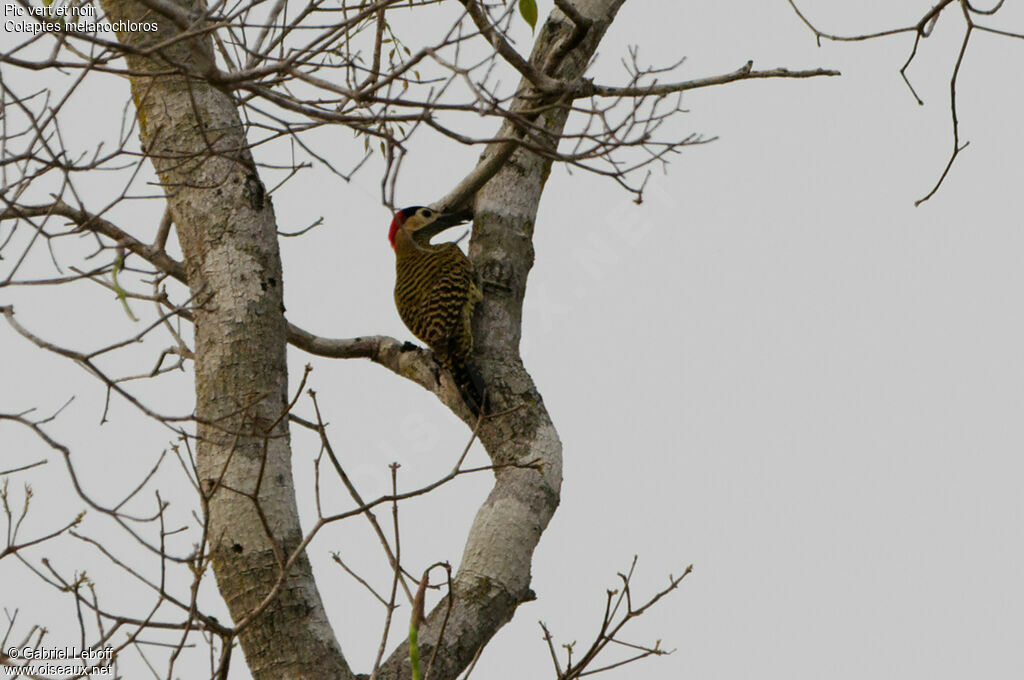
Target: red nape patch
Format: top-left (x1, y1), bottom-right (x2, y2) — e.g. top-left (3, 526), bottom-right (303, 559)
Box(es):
top-left (388, 213), bottom-right (403, 250)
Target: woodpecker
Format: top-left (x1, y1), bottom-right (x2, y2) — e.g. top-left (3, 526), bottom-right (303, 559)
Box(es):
top-left (389, 206), bottom-right (486, 415)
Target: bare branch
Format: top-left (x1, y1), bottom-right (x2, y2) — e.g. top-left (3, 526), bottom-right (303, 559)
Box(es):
top-left (788, 0), bottom-right (1023, 203)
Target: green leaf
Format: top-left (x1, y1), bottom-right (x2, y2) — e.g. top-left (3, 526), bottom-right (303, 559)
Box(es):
top-left (40, 0), bottom-right (64, 21)
top-left (518, 0), bottom-right (537, 32)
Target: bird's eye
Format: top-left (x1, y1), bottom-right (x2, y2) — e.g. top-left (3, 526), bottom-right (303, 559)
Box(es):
top-left (422, 209), bottom-right (433, 217)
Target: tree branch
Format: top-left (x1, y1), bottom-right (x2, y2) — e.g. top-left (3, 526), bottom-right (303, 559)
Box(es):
top-left (0, 201), bottom-right (461, 410)
top-left (578, 61), bottom-right (840, 98)
top-left (456, 0), bottom-right (561, 92)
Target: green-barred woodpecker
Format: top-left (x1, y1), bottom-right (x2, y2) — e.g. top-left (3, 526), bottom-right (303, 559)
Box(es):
top-left (389, 206), bottom-right (486, 415)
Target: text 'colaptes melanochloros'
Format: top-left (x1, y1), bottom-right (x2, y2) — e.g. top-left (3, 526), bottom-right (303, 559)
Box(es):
top-left (389, 206), bottom-right (486, 415)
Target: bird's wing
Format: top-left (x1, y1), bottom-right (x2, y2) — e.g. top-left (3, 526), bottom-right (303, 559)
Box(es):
top-left (418, 245), bottom-right (476, 352)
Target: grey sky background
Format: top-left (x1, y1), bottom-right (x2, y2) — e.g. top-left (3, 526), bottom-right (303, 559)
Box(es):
top-left (2, 1), bottom-right (1023, 678)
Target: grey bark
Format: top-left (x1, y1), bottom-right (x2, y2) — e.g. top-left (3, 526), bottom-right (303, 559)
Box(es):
top-left (100, 0), bottom-right (627, 678)
top-left (97, 1), bottom-right (355, 677)
top-left (374, 2), bottom-right (628, 678)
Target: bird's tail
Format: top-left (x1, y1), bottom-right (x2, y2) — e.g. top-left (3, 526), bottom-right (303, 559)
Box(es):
top-left (451, 359), bottom-right (487, 417)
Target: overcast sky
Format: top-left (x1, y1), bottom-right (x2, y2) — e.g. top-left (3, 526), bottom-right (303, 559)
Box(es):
top-left (2, 1), bottom-right (1023, 679)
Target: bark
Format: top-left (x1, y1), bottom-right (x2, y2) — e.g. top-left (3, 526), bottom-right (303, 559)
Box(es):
top-left (97, 1), bottom-right (354, 677)
top-left (374, 2), bottom-right (628, 677)
top-left (101, 0), bottom-right (628, 677)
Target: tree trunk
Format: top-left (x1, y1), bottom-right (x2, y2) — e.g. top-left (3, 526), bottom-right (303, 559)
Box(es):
top-left (374, 2), bottom-right (627, 677)
top-left (102, 0), bottom-right (628, 677)
top-left (98, 2), bottom-right (354, 677)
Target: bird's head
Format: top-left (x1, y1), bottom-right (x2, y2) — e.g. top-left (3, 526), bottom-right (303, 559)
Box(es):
top-left (389, 206), bottom-right (472, 250)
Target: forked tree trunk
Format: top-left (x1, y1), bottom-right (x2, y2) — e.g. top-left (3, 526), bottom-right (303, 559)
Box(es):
top-left (100, 0), bottom-right (626, 678)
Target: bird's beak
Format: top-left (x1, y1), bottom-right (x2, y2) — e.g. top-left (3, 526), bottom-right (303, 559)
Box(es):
top-left (423, 209), bottom-right (473, 238)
